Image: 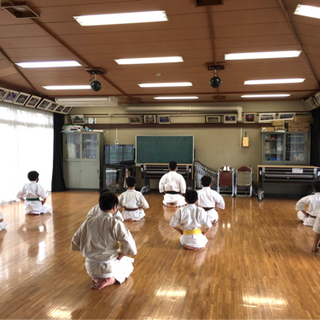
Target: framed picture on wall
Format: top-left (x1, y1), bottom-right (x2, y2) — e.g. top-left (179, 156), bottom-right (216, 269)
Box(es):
top-left (158, 115), bottom-right (170, 124)
top-left (3, 90), bottom-right (19, 103)
top-left (37, 98), bottom-right (52, 109)
top-left (0, 87), bottom-right (9, 101)
top-left (25, 95), bottom-right (41, 108)
top-left (144, 115), bottom-right (157, 124)
top-left (223, 114), bottom-right (237, 124)
top-left (258, 113), bottom-right (276, 123)
top-left (128, 116), bottom-right (142, 124)
top-left (278, 113), bottom-right (295, 121)
top-left (14, 92), bottom-right (31, 106)
top-left (243, 113), bottom-right (257, 123)
top-left (61, 106), bottom-right (72, 114)
top-left (46, 102), bottom-right (58, 111)
top-left (205, 115), bottom-right (221, 123)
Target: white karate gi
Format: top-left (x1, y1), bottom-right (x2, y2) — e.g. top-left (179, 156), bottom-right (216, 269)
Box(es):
top-left (87, 204), bottom-right (124, 221)
top-left (170, 204), bottom-right (212, 248)
top-left (197, 187), bottom-right (225, 222)
top-left (118, 189), bottom-right (149, 221)
top-left (296, 192), bottom-right (320, 227)
top-left (71, 211), bottom-right (137, 283)
top-left (17, 181), bottom-right (52, 215)
top-left (0, 211), bottom-right (7, 231)
top-left (313, 215), bottom-right (320, 234)
top-left (159, 171), bottom-right (187, 206)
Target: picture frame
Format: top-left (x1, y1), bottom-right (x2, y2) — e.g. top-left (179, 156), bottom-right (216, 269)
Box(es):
top-left (37, 98), bottom-right (52, 109)
top-left (243, 113), bottom-right (257, 123)
top-left (128, 116), bottom-right (142, 124)
top-left (46, 102), bottom-right (59, 111)
top-left (3, 90), bottom-right (19, 103)
top-left (25, 95), bottom-right (41, 108)
top-left (158, 115), bottom-right (171, 124)
top-left (55, 105), bottom-right (65, 113)
top-left (223, 114), bottom-right (237, 124)
top-left (205, 115), bottom-right (221, 123)
top-left (71, 115), bottom-right (85, 124)
top-left (278, 113), bottom-right (295, 121)
top-left (61, 106), bottom-right (72, 114)
top-left (0, 87), bottom-right (9, 101)
top-left (14, 92), bottom-right (31, 106)
top-left (144, 115), bottom-right (157, 124)
top-left (258, 113), bottom-right (276, 123)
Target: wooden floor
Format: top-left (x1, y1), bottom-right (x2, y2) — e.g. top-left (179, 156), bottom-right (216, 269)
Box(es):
top-left (0, 191), bottom-right (320, 319)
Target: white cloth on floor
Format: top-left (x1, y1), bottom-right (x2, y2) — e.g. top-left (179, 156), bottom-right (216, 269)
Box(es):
top-left (16, 181), bottom-right (51, 214)
top-left (118, 189), bottom-right (149, 221)
top-left (197, 187), bottom-right (225, 222)
top-left (170, 203), bottom-right (212, 248)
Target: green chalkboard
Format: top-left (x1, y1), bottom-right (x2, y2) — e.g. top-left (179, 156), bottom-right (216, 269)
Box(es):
top-left (136, 135), bottom-right (194, 164)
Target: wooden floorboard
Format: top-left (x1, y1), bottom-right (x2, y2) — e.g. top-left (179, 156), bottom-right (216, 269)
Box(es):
top-left (0, 191), bottom-right (319, 319)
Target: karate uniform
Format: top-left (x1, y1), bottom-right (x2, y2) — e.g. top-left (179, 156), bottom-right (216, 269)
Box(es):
top-left (0, 211), bottom-right (7, 231)
top-left (296, 192), bottom-right (320, 227)
top-left (87, 204), bottom-right (124, 221)
top-left (71, 211), bottom-right (137, 283)
top-left (159, 171), bottom-right (187, 206)
top-left (170, 203), bottom-right (212, 249)
top-left (118, 189), bottom-right (149, 221)
top-left (313, 215), bottom-right (320, 234)
top-left (17, 181), bottom-right (51, 215)
top-left (197, 187), bottom-right (225, 222)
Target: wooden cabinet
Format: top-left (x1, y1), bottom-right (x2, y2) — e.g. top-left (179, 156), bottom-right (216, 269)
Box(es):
top-left (63, 132), bottom-right (104, 189)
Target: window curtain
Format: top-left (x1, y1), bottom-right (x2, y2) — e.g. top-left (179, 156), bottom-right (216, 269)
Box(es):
top-left (0, 102), bottom-right (53, 204)
top-left (310, 108), bottom-right (320, 167)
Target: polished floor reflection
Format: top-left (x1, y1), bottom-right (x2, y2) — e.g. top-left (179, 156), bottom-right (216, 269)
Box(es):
top-left (0, 191), bottom-right (319, 319)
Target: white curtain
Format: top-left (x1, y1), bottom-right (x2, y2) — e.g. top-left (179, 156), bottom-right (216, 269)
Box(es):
top-left (0, 102), bottom-right (53, 204)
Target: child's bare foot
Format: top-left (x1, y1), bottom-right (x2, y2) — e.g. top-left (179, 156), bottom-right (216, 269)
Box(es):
top-left (125, 219), bottom-right (135, 222)
top-left (167, 203), bottom-right (177, 208)
top-left (183, 244), bottom-right (200, 251)
top-left (311, 246), bottom-right (319, 252)
top-left (91, 277), bottom-right (116, 290)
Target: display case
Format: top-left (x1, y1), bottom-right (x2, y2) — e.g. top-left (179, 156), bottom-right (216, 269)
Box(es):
top-left (262, 132), bottom-right (309, 165)
top-left (63, 132), bottom-right (104, 189)
top-left (103, 165), bottom-right (135, 193)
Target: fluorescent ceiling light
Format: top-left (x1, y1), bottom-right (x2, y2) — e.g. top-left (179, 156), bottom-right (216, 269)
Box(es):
top-left (244, 78), bottom-right (305, 85)
top-left (115, 56), bottom-right (183, 65)
top-left (154, 96), bottom-right (198, 100)
top-left (16, 60), bottom-right (81, 68)
top-left (55, 97), bottom-right (118, 107)
top-left (294, 4), bottom-right (320, 19)
top-left (225, 51), bottom-right (301, 60)
top-left (43, 85), bottom-right (91, 90)
top-left (74, 10), bottom-right (168, 26)
top-left (241, 94), bottom-right (291, 98)
top-left (139, 82), bottom-right (192, 88)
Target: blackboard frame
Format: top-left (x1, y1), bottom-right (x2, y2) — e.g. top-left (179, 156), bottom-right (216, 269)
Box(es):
top-left (136, 135), bottom-right (194, 164)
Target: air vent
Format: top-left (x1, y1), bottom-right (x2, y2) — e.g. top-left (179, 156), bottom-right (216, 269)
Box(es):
top-left (1, 1), bottom-right (39, 18)
top-left (195, 0), bottom-right (224, 6)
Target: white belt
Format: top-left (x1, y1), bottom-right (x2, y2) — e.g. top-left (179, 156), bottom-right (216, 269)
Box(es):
top-left (86, 257), bottom-right (113, 264)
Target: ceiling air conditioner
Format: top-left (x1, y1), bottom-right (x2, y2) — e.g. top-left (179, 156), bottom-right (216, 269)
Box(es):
top-left (55, 96), bottom-right (118, 107)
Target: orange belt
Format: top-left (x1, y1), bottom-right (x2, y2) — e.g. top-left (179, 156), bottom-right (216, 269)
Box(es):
top-left (183, 228), bottom-right (202, 235)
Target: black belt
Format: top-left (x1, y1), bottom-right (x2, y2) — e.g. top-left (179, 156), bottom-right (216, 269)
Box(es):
top-left (166, 191), bottom-right (180, 194)
top-left (202, 207), bottom-right (214, 211)
top-left (26, 198), bottom-right (40, 201)
top-left (124, 208), bottom-right (139, 211)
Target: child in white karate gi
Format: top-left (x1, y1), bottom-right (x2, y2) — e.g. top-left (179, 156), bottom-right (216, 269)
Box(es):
top-left (159, 161), bottom-right (187, 208)
top-left (296, 181), bottom-right (320, 227)
top-left (197, 175), bottom-right (225, 223)
top-left (170, 189), bottom-right (212, 250)
top-left (71, 192), bottom-right (137, 290)
top-left (311, 214), bottom-right (320, 252)
top-left (0, 211), bottom-right (7, 231)
top-left (17, 171), bottom-right (52, 215)
top-left (87, 188), bottom-right (124, 221)
top-left (118, 176), bottom-right (149, 222)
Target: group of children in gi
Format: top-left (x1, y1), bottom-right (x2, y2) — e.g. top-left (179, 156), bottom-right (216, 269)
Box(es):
top-left (2, 164), bottom-right (320, 291)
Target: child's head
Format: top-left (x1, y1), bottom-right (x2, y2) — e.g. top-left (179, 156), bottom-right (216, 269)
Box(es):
top-left (185, 189), bottom-right (198, 204)
top-left (314, 181), bottom-right (320, 192)
top-left (99, 188), bottom-right (111, 195)
top-left (126, 176), bottom-right (137, 188)
top-left (169, 161), bottom-right (177, 171)
top-left (28, 171), bottom-right (39, 181)
top-left (201, 175), bottom-right (212, 187)
top-left (99, 192), bottom-right (118, 211)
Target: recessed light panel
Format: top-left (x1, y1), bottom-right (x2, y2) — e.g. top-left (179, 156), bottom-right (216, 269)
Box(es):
top-left (43, 85), bottom-right (91, 90)
top-left (244, 79), bottom-right (305, 85)
top-left (16, 61), bottom-right (81, 68)
top-left (74, 11), bottom-right (168, 26)
top-left (139, 82), bottom-right (192, 88)
top-left (154, 96), bottom-right (198, 100)
top-left (225, 51), bottom-right (301, 60)
top-left (294, 4), bottom-right (320, 19)
top-left (241, 94), bottom-right (291, 98)
top-left (115, 56), bottom-right (183, 65)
